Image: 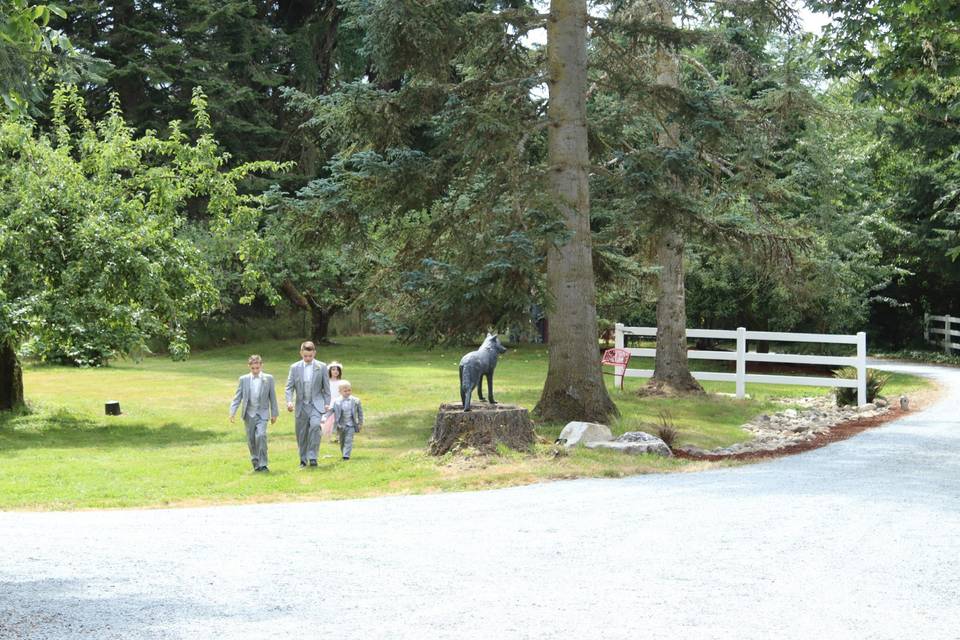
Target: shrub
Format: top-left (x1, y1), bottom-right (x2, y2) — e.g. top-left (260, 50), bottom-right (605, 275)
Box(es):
top-left (833, 367), bottom-right (891, 406)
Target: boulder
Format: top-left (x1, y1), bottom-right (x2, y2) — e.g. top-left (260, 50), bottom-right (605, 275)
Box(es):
top-left (557, 421), bottom-right (614, 448)
top-left (585, 431), bottom-right (672, 457)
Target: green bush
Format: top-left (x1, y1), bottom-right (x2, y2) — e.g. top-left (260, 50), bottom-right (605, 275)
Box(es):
top-left (833, 367), bottom-right (891, 406)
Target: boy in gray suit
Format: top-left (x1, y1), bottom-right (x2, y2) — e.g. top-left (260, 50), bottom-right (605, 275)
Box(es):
top-left (332, 381), bottom-right (363, 460)
top-left (229, 355), bottom-right (279, 472)
top-left (285, 341), bottom-right (331, 468)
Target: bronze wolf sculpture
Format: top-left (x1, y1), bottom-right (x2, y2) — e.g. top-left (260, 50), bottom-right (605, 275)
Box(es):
top-left (459, 333), bottom-right (507, 411)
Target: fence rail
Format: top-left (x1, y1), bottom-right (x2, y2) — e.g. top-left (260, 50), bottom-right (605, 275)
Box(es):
top-left (614, 324), bottom-right (868, 406)
top-left (924, 313), bottom-right (960, 354)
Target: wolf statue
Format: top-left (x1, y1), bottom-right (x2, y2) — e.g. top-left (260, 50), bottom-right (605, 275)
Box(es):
top-left (459, 333), bottom-right (507, 412)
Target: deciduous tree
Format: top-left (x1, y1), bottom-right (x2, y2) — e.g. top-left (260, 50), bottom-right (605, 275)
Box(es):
top-left (0, 86), bottom-right (279, 409)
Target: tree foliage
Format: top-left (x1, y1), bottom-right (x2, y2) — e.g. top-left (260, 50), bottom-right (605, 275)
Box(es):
top-left (0, 1), bottom-right (73, 110)
top-left (812, 0), bottom-right (960, 342)
top-left (254, 181), bottom-right (371, 343)
top-left (286, 0), bottom-right (555, 343)
top-left (58, 0), bottom-right (348, 184)
top-left (0, 85), bottom-right (279, 372)
top-left (6, 0), bottom-right (951, 386)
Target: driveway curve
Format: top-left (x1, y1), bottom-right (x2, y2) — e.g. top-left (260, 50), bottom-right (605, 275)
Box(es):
top-left (2, 362), bottom-right (959, 639)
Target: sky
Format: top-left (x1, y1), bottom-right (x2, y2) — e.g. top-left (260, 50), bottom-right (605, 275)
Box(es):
top-left (524, 2), bottom-right (832, 46)
top-left (519, 2), bottom-right (832, 100)
top-left (796, 4), bottom-right (832, 34)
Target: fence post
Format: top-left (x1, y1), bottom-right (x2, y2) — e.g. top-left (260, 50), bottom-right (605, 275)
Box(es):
top-left (924, 312), bottom-right (930, 345)
top-left (615, 323), bottom-right (624, 350)
top-left (856, 331), bottom-right (867, 407)
top-left (736, 327), bottom-right (746, 399)
top-left (945, 315), bottom-right (953, 355)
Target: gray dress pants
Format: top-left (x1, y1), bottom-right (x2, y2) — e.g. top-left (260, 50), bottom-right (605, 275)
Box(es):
top-left (339, 426), bottom-right (356, 459)
top-left (295, 405), bottom-right (323, 462)
top-left (243, 413), bottom-right (268, 468)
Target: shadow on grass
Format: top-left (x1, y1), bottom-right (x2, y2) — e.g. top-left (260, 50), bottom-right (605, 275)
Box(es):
top-left (0, 408), bottom-right (222, 450)
top-left (363, 409), bottom-right (439, 450)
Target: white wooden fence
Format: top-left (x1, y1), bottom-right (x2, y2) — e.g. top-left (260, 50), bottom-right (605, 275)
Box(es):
top-left (924, 313), bottom-right (960, 354)
top-left (613, 324), bottom-right (868, 406)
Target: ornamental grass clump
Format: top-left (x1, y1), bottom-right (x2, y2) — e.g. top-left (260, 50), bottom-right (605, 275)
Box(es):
top-left (656, 410), bottom-right (679, 449)
top-left (833, 368), bottom-right (891, 406)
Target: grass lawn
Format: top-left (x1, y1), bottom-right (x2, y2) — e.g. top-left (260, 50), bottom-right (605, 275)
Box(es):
top-left (0, 336), bottom-right (933, 510)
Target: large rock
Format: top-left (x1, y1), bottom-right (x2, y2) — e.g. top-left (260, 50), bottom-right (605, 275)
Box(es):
top-left (585, 431), bottom-right (672, 457)
top-left (557, 421), bottom-right (614, 448)
top-left (429, 403), bottom-right (535, 456)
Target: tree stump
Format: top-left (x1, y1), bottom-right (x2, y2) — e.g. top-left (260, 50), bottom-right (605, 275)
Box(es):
top-left (430, 403), bottom-right (535, 456)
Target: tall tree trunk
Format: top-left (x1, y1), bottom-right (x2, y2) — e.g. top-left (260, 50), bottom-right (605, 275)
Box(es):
top-left (646, 0), bottom-right (703, 395)
top-left (279, 279), bottom-right (337, 344)
top-left (0, 339), bottom-right (24, 412)
top-left (649, 230), bottom-right (702, 392)
top-left (535, 0), bottom-right (618, 423)
top-left (310, 304), bottom-right (334, 345)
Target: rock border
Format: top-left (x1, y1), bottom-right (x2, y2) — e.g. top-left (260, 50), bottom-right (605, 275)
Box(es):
top-left (676, 396), bottom-right (906, 462)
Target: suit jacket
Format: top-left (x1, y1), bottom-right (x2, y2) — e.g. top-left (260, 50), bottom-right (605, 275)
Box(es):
top-left (285, 360), bottom-right (331, 417)
top-left (230, 373), bottom-right (279, 421)
top-left (332, 396), bottom-right (363, 432)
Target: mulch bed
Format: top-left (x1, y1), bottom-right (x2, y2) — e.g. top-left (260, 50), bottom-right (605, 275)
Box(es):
top-left (673, 406), bottom-right (908, 463)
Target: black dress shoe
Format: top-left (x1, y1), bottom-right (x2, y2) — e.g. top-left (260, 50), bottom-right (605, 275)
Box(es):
top-left (260, 466), bottom-right (269, 472)
top-left (299, 461), bottom-right (307, 468)
top-left (309, 459), bottom-right (318, 466)
top-left (342, 456), bottom-right (349, 461)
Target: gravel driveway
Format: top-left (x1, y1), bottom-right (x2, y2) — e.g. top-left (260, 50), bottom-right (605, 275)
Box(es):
top-left (2, 361), bottom-right (959, 639)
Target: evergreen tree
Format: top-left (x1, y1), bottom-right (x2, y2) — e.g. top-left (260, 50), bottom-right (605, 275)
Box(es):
top-left (286, 0), bottom-right (551, 342)
top-left (59, 0), bottom-right (345, 182)
top-left (537, 0), bottom-right (618, 420)
top-left (812, 0), bottom-right (960, 343)
top-left (588, 0), bottom-right (803, 392)
top-left (287, 0), bottom-right (617, 420)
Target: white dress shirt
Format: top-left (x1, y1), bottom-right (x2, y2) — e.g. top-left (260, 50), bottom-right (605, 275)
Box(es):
top-left (301, 361), bottom-right (315, 402)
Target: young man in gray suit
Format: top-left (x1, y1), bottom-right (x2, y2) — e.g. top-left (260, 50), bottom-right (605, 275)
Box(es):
top-left (229, 354), bottom-right (279, 472)
top-left (285, 341), bottom-right (331, 468)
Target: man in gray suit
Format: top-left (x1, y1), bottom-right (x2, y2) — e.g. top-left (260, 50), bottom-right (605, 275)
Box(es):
top-left (229, 354), bottom-right (279, 472)
top-left (285, 341), bottom-right (331, 467)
